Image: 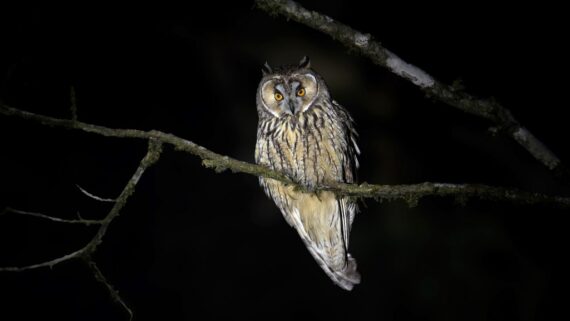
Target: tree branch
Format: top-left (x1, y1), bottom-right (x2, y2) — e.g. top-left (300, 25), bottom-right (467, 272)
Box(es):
top-left (86, 259), bottom-right (133, 321)
top-left (0, 138), bottom-right (162, 319)
top-left (1, 207), bottom-right (103, 225)
top-left (0, 102), bottom-right (294, 184)
top-left (0, 248), bottom-right (88, 272)
top-left (1, 102), bottom-right (568, 209)
top-left (76, 184), bottom-right (117, 203)
top-left (323, 182), bottom-right (570, 208)
top-left (254, 0), bottom-right (568, 184)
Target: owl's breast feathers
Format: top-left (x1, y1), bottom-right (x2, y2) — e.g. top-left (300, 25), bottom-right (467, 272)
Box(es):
top-left (255, 102), bottom-right (360, 290)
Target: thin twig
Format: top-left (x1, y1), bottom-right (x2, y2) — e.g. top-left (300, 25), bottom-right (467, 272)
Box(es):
top-left (1, 103), bottom-right (568, 208)
top-left (2, 207), bottom-right (103, 225)
top-left (86, 258), bottom-right (133, 321)
top-left (0, 248), bottom-right (87, 272)
top-left (254, 0), bottom-right (568, 184)
top-left (76, 184), bottom-right (116, 202)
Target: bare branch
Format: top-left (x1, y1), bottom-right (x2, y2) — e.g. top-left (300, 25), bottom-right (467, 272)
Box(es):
top-left (0, 140), bottom-right (161, 270)
top-left (1, 103), bottom-right (568, 209)
top-left (0, 248), bottom-right (87, 272)
top-left (76, 184), bottom-right (116, 202)
top-left (86, 258), bottom-right (133, 321)
top-left (1, 207), bottom-right (103, 225)
top-left (83, 139), bottom-right (163, 255)
top-left (0, 139), bottom-right (162, 319)
top-left (254, 0), bottom-right (568, 184)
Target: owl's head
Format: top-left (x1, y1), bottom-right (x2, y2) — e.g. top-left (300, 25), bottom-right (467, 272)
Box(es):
top-left (257, 56), bottom-right (329, 118)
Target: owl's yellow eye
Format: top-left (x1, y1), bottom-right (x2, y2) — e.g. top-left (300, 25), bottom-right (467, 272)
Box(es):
top-left (274, 92), bottom-right (284, 101)
top-left (297, 88), bottom-right (305, 97)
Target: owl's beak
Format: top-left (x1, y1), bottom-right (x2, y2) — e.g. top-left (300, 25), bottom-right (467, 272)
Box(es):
top-left (288, 100), bottom-right (298, 115)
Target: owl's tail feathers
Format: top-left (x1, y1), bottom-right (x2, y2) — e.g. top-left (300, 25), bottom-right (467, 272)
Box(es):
top-left (331, 254), bottom-right (361, 291)
top-left (307, 246), bottom-right (361, 291)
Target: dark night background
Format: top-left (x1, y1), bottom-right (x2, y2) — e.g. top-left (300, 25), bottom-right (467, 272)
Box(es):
top-left (0, 2), bottom-right (569, 320)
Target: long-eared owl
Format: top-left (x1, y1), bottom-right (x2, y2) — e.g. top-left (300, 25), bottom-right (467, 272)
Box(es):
top-left (255, 56), bottom-right (361, 290)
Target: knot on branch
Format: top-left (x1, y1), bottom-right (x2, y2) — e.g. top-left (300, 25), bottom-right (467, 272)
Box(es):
top-left (144, 139), bottom-right (163, 166)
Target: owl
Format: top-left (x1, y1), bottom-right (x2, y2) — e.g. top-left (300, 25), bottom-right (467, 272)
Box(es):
top-left (255, 56), bottom-right (361, 290)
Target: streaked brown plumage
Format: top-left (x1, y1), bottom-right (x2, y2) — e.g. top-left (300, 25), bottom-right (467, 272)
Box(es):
top-left (255, 57), bottom-right (361, 290)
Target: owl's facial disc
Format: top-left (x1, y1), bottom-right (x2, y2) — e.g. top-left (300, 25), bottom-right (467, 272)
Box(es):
top-left (260, 74), bottom-right (318, 117)
top-left (260, 80), bottom-right (289, 117)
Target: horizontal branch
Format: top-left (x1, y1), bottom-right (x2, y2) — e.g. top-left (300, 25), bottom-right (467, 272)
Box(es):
top-left (254, 0), bottom-right (568, 184)
top-left (322, 182), bottom-right (570, 208)
top-left (0, 102), bottom-right (294, 184)
top-left (1, 103), bottom-right (569, 209)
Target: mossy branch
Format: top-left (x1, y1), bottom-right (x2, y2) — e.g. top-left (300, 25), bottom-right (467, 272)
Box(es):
top-left (1, 102), bottom-right (569, 209)
top-left (254, 0), bottom-right (569, 184)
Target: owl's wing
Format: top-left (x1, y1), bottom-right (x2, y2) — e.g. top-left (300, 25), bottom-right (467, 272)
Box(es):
top-left (289, 192), bottom-right (361, 290)
top-left (255, 132), bottom-right (297, 227)
top-left (259, 177), bottom-right (297, 227)
top-left (331, 100), bottom-right (360, 243)
top-left (332, 100), bottom-right (360, 177)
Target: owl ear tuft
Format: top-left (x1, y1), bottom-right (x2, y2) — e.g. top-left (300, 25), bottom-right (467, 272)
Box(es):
top-left (298, 56), bottom-right (311, 69)
top-left (262, 62), bottom-right (273, 75)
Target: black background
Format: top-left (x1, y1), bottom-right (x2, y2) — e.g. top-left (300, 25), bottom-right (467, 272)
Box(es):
top-left (1, 1), bottom-right (569, 320)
